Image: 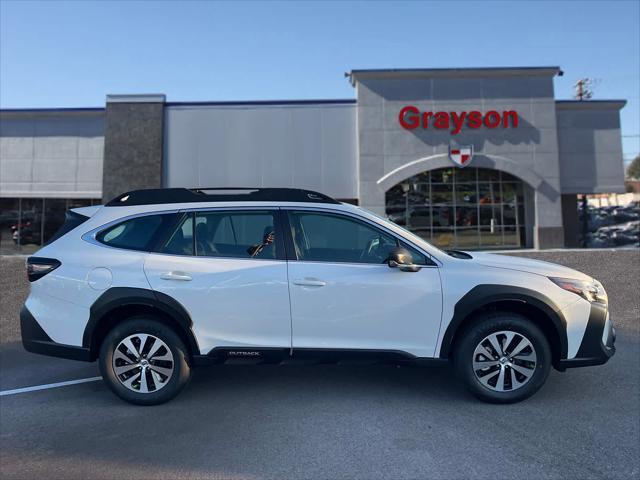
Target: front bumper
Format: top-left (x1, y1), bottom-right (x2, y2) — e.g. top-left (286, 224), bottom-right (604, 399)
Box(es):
top-left (21, 305), bottom-right (92, 362)
top-left (558, 302), bottom-right (615, 370)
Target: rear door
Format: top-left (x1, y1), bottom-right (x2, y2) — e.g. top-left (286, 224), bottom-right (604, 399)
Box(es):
top-left (144, 208), bottom-right (291, 354)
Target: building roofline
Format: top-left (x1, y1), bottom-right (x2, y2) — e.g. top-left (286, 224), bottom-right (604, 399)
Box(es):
top-left (166, 99), bottom-right (356, 107)
top-left (555, 100), bottom-right (626, 110)
top-left (106, 94), bottom-right (166, 103)
top-left (0, 107), bottom-right (105, 114)
top-left (347, 66), bottom-right (562, 85)
top-left (0, 99), bottom-right (357, 114)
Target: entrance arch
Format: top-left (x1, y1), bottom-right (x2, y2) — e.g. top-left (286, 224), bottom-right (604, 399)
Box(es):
top-left (385, 166), bottom-right (530, 249)
top-left (376, 153), bottom-right (543, 193)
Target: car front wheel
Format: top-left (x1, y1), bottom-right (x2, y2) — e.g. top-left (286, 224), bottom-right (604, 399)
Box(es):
top-left (99, 317), bottom-right (191, 405)
top-left (454, 312), bottom-right (551, 403)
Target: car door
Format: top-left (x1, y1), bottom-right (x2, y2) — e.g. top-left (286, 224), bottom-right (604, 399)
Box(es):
top-left (285, 209), bottom-right (442, 358)
top-left (144, 208), bottom-right (291, 354)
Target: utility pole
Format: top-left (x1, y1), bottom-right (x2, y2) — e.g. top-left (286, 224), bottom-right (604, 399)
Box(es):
top-left (581, 194), bottom-right (589, 247)
top-left (575, 77), bottom-right (597, 247)
top-left (574, 78), bottom-right (594, 101)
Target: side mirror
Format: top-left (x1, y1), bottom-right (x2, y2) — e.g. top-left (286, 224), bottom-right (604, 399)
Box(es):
top-left (387, 247), bottom-right (420, 272)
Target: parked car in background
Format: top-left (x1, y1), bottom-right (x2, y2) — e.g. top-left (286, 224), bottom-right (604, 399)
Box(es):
top-left (592, 221), bottom-right (640, 247)
top-left (581, 201), bottom-right (640, 248)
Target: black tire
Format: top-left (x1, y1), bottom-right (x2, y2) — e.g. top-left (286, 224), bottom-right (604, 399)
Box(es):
top-left (99, 316), bottom-right (191, 405)
top-left (454, 312), bottom-right (551, 404)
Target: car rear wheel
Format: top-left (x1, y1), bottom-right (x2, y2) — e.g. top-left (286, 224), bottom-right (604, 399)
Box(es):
top-left (99, 317), bottom-right (191, 405)
top-left (454, 312), bottom-right (551, 403)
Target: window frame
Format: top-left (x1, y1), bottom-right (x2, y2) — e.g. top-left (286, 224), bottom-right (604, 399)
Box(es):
top-left (281, 207), bottom-right (437, 267)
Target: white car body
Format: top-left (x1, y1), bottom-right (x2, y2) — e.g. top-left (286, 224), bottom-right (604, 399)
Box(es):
top-left (21, 188), bottom-right (615, 404)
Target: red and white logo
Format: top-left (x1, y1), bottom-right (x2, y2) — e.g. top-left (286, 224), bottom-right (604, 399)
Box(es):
top-left (449, 145), bottom-right (474, 168)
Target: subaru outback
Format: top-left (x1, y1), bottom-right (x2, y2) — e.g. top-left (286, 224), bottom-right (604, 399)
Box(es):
top-left (21, 188), bottom-right (615, 405)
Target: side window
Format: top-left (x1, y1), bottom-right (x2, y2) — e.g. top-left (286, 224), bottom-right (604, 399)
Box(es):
top-left (288, 211), bottom-right (399, 264)
top-left (210, 216), bottom-right (235, 244)
top-left (194, 211), bottom-right (278, 259)
top-left (400, 241), bottom-right (432, 266)
top-left (160, 214), bottom-right (194, 255)
top-left (97, 214), bottom-right (168, 251)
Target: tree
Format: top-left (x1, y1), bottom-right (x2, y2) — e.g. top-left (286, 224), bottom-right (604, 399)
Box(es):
top-left (627, 155), bottom-right (640, 180)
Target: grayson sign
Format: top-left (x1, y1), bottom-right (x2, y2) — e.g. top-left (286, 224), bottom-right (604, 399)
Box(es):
top-left (398, 106), bottom-right (519, 134)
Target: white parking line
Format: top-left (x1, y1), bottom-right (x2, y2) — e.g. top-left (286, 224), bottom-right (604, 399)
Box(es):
top-left (0, 376), bottom-right (103, 397)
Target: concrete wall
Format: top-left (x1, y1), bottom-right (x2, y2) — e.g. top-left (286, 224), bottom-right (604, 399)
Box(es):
top-left (0, 110), bottom-right (104, 198)
top-left (163, 103), bottom-right (358, 200)
top-left (352, 68), bottom-right (566, 248)
top-left (556, 101), bottom-right (626, 194)
top-left (101, 95), bottom-right (165, 203)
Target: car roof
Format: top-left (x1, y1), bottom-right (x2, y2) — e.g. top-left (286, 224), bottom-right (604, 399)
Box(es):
top-left (106, 188), bottom-right (339, 207)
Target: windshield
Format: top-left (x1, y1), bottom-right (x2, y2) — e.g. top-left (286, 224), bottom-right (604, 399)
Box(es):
top-left (353, 205), bottom-right (448, 257)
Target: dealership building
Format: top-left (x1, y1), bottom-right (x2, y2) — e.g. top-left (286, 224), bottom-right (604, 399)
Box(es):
top-left (0, 66), bottom-right (627, 252)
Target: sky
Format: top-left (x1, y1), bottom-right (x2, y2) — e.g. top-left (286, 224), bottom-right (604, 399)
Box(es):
top-left (1, 0), bottom-right (638, 164)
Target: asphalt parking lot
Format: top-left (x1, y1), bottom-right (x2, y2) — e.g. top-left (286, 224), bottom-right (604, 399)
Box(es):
top-left (1, 250), bottom-right (639, 480)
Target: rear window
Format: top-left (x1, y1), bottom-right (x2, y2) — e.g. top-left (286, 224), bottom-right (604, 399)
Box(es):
top-left (195, 211), bottom-right (278, 259)
top-left (157, 210), bottom-right (278, 259)
top-left (97, 214), bottom-right (175, 251)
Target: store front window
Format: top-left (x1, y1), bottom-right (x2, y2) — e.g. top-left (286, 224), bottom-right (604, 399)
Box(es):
top-left (0, 198), bottom-right (100, 255)
top-left (385, 167), bottom-right (526, 249)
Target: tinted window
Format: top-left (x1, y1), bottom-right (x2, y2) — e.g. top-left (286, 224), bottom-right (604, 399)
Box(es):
top-left (400, 241), bottom-right (431, 266)
top-left (194, 211), bottom-right (277, 259)
top-left (97, 214), bottom-right (167, 251)
top-left (160, 214), bottom-right (194, 255)
top-left (288, 212), bottom-right (399, 264)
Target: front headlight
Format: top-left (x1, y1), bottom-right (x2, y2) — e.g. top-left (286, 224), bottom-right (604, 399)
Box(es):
top-left (549, 277), bottom-right (608, 304)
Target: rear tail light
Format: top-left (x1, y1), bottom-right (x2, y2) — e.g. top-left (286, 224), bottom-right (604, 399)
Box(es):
top-left (26, 257), bottom-right (61, 282)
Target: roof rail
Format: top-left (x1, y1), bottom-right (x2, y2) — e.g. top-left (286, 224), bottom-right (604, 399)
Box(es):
top-left (105, 187), bottom-right (340, 207)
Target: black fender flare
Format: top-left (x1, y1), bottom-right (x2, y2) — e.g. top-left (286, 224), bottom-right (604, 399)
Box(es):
top-left (438, 284), bottom-right (568, 360)
top-left (83, 287), bottom-right (200, 357)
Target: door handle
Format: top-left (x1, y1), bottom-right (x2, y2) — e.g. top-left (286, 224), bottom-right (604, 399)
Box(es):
top-left (292, 278), bottom-right (326, 287)
top-left (160, 271), bottom-right (192, 281)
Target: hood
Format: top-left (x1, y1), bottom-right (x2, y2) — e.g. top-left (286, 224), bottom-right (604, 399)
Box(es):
top-left (467, 252), bottom-right (593, 280)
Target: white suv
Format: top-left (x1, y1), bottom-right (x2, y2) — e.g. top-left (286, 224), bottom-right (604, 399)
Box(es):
top-left (21, 188), bottom-right (615, 405)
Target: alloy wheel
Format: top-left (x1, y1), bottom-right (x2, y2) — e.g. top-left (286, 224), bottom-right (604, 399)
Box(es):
top-left (472, 330), bottom-right (537, 392)
top-left (112, 333), bottom-right (175, 393)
